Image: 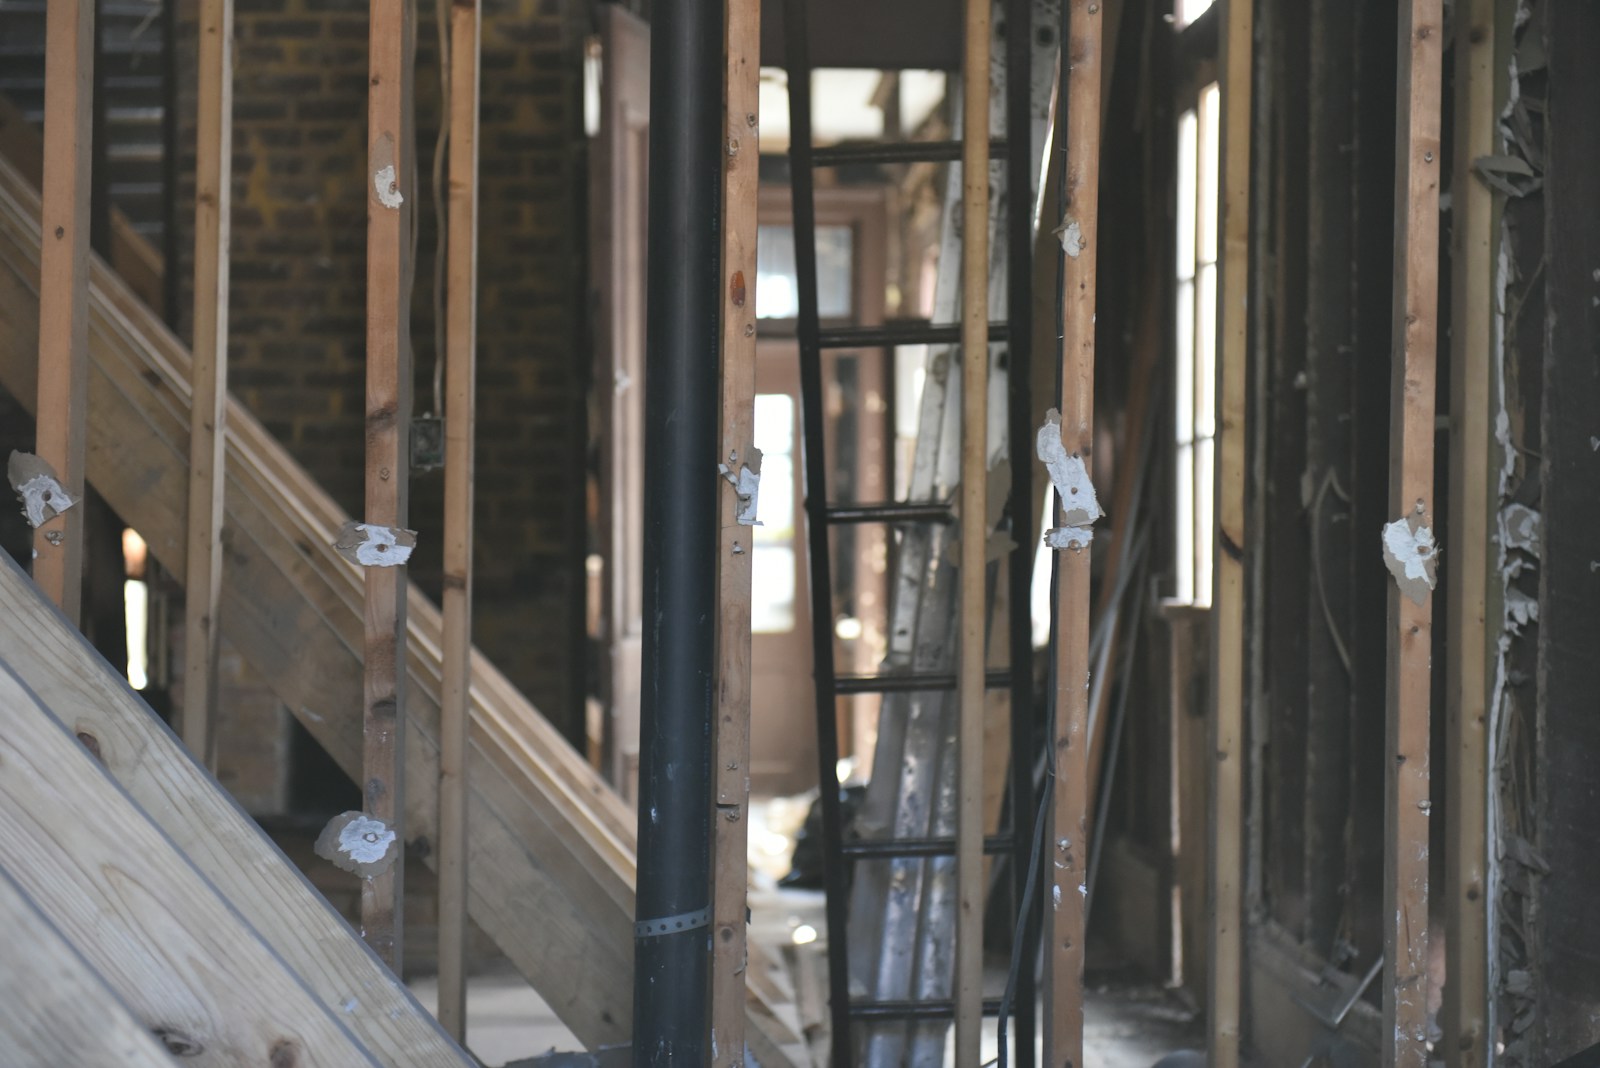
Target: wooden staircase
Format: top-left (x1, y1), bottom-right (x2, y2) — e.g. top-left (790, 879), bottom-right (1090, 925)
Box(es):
top-left (0, 148), bottom-right (803, 1061)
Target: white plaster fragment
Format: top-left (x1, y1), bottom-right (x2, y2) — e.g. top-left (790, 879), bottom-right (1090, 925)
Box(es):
top-left (373, 164), bottom-right (403, 209)
top-left (1381, 513), bottom-right (1439, 605)
top-left (339, 816), bottom-right (396, 864)
top-left (1505, 588), bottom-right (1539, 632)
top-left (1036, 409), bottom-right (1102, 551)
top-left (341, 998), bottom-right (359, 1014)
top-left (718, 447), bottom-right (764, 526)
top-left (7, 451), bottom-right (77, 528)
top-left (1052, 884), bottom-right (1062, 910)
top-left (333, 521), bottom-right (417, 567)
top-left (1501, 503), bottom-right (1541, 557)
top-left (1043, 526), bottom-right (1094, 551)
top-left (1055, 218), bottom-right (1085, 258)
top-left (313, 810), bottom-right (400, 876)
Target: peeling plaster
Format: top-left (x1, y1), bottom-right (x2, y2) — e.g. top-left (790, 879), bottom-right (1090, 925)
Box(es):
top-left (1036, 409), bottom-right (1101, 551)
top-left (1055, 218), bottom-right (1085, 258)
top-left (7, 451), bottom-right (77, 528)
top-left (718, 446), bottom-right (764, 526)
top-left (334, 521), bottom-right (417, 567)
top-left (1381, 511), bottom-right (1439, 604)
top-left (371, 133), bottom-right (403, 210)
top-left (314, 811), bottom-right (399, 877)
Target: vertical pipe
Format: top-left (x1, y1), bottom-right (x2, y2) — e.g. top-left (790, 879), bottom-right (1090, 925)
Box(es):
top-left (1003, 0), bottom-right (1038, 1061)
top-left (632, 0), bottom-right (720, 1055)
top-left (709, 0), bottom-right (760, 1061)
top-left (1045, 2), bottom-right (1100, 1064)
top-left (183, 0), bottom-right (233, 767)
top-left (955, 0), bottom-right (992, 1059)
top-left (437, 0), bottom-right (480, 1040)
top-left (1383, 1), bottom-right (1442, 1064)
top-left (1443, 0), bottom-right (1494, 1058)
top-left (781, 2), bottom-right (853, 1063)
top-left (361, 0), bottom-right (414, 972)
top-left (33, 0), bottom-right (95, 624)
top-left (1208, 0), bottom-right (1252, 1062)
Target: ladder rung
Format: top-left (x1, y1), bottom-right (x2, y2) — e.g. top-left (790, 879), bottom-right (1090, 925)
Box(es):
top-left (815, 321), bottom-right (1008, 349)
top-left (847, 997), bottom-right (1006, 1021)
top-left (808, 138), bottom-right (1008, 167)
top-left (843, 834), bottom-right (1013, 860)
top-left (824, 501), bottom-right (952, 524)
top-left (833, 669), bottom-right (1010, 695)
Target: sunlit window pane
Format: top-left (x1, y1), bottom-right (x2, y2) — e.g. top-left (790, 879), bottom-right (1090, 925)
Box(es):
top-left (1175, 278), bottom-right (1195, 445)
top-left (1176, 110), bottom-right (1198, 281)
top-left (752, 394), bottom-right (797, 633)
top-left (756, 224), bottom-right (854, 319)
top-left (1196, 263), bottom-right (1218, 438)
top-left (1198, 84), bottom-right (1221, 266)
top-left (1175, 0), bottom-right (1215, 29)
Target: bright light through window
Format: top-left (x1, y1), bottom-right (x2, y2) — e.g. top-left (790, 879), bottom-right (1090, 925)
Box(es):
top-left (1174, 83), bottom-right (1220, 608)
top-left (751, 394), bottom-right (797, 633)
top-left (122, 528), bottom-right (150, 689)
top-left (1174, 0), bottom-right (1215, 28)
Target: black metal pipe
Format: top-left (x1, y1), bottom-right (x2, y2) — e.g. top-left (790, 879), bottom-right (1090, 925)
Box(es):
top-left (816, 319), bottom-right (1008, 349)
top-left (1004, 0), bottom-right (1038, 1060)
top-left (631, 0), bottom-right (721, 1058)
top-left (825, 501), bottom-right (953, 524)
top-left (848, 997), bottom-right (1006, 1021)
top-left (834, 669), bottom-right (1011, 694)
top-left (782, 1), bottom-right (854, 1064)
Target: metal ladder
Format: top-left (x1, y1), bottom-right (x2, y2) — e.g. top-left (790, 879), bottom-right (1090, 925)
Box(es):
top-left (781, 0), bottom-right (1058, 1062)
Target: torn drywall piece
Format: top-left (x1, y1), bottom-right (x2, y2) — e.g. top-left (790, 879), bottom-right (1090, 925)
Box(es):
top-left (371, 133), bottom-right (403, 210)
top-left (1505, 589), bottom-right (1539, 633)
top-left (315, 811), bottom-right (399, 877)
top-left (7, 451), bottom-right (78, 528)
top-left (1055, 218), bottom-right (1085, 258)
top-left (1036, 409), bottom-right (1102, 552)
top-left (333, 521), bottom-right (417, 567)
top-left (1044, 526), bottom-right (1094, 551)
top-left (1501, 503), bottom-right (1541, 557)
top-left (718, 446), bottom-right (763, 526)
top-left (1381, 511), bottom-right (1440, 605)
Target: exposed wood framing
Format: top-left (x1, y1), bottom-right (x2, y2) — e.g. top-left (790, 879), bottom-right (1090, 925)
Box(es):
top-left (32, 0), bottom-right (94, 623)
top-left (955, 0), bottom-right (993, 1058)
top-left (1382, 1), bottom-right (1442, 1063)
top-left (0, 155), bottom-right (800, 1062)
top-left (1444, 0), bottom-right (1495, 1058)
top-left (182, 0), bottom-right (233, 764)
top-left (363, 0), bottom-right (416, 971)
top-left (0, 554), bottom-right (473, 1067)
top-left (436, 0), bottom-right (480, 1039)
top-left (0, 657), bottom-right (385, 1067)
top-left (710, 0), bottom-right (759, 1061)
top-left (1045, 2), bottom-right (1101, 1062)
top-left (0, 865), bottom-right (182, 1068)
top-left (1207, 0), bottom-right (1251, 1063)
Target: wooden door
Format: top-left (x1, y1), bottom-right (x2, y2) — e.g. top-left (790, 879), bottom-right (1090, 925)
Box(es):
top-left (589, 5), bottom-right (648, 801)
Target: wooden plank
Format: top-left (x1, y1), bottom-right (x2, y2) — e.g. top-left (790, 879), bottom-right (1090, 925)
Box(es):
top-left (1207, 0), bottom-right (1251, 1063)
top-left (437, 0), bottom-right (480, 1040)
top-left (709, 0), bottom-right (759, 1062)
top-left (0, 156), bottom-right (802, 1063)
top-left (0, 555), bottom-right (474, 1065)
top-left (1443, 0), bottom-right (1494, 1058)
top-left (363, 0), bottom-right (415, 971)
top-left (1382, 1), bottom-right (1442, 1063)
top-left (182, 0), bottom-right (233, 764)
top-left (0, 863), bottom-right (181, 1068)
top-left (954, 0), bottom-right (992, 1059)
top-left (32, 0), bottom-right (94, 623)
top-left (1045, 2), bottom-right (1102, 1063)
top-left (0, 656), bottom-right (385, 1068)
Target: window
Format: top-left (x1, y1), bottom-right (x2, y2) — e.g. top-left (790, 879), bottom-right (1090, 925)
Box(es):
top-left (751, 393), bottom-right (798, 633)
top-left (756, 224), bottom-right (854, 320)
top-left (1174, 0), bottom-right (1215, 28)
top-left (1174, 82), bottom-right (1219, 607)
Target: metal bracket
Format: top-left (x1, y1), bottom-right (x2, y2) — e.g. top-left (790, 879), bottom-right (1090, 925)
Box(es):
top-left (633, 905), bottom-right (711, 939)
